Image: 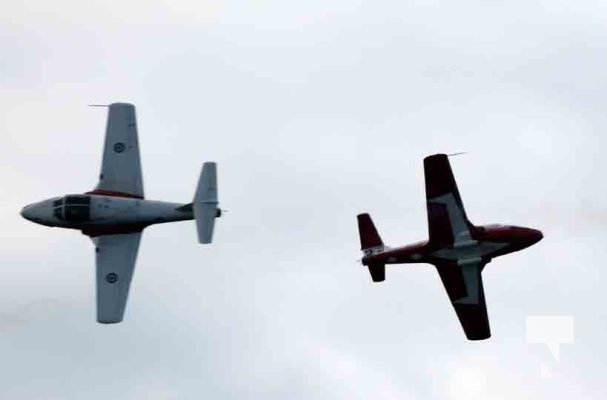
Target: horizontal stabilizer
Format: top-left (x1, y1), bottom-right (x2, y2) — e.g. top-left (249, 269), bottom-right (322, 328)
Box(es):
top-left (368, 263), bottom-right (385, 282)
top-left (357, 213), bottom-right (384, 252)
top-left (194, 162), bottom-right (221, 244)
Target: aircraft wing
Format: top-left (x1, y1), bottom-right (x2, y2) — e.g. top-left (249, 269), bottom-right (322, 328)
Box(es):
top-left (435, 259), bottom-right (491, 340)
top-left (95, 232), bottom-right (142, 323)
top-left (94, 103), bottom-right (144, 198)
top-left (424, 154), bottom-right (472, 245)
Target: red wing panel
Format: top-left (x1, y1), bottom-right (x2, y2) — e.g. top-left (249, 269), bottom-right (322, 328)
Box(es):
top-left (424, 154), bottom-right (464, 200)
top-left (424, 154), bottom-right (472, 245)
top-left (435, 261), bottom-right (491, 340)
top-left (426, 202), bottom-right (454, 245)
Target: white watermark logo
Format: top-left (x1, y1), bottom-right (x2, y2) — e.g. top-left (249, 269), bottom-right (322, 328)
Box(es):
top-left (526, 316), bottom-right (574, 378)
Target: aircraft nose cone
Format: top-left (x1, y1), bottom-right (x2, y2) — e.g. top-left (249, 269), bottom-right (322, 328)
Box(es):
top-left (20, 205), bottom-right (34, 221)
top-left (530, 228), bottom-right (543, 244)
top-left (21, 203), bottom-right (46, 224)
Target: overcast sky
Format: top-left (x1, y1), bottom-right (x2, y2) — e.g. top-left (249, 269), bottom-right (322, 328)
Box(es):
top-left (2, 1), bottom-right (607, 398)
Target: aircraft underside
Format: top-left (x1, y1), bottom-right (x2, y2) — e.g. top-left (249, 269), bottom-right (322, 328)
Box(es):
top-left (21, 103), bottom-right (222, 323)
top-left (357, 154), bottom-right (543, 340)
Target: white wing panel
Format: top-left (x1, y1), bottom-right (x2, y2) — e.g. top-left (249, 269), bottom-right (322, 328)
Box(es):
top-left (95, 103), bottom-right (144, 198)
top-left (95, 232), bottom-right (142, 323)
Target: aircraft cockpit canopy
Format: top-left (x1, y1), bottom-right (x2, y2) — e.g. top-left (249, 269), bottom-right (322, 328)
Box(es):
top-left (53, 195), bottom-right (91, 222)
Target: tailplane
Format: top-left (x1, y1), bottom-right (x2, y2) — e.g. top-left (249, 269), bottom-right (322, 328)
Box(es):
top-left (193, 162), bottom-right (222, 244)
top-left (357, 213), bottom-right (386, 282)
top-left (357, 213), bottom-right (384, 254)
top-left (367, 263), bottom-right (386, 282)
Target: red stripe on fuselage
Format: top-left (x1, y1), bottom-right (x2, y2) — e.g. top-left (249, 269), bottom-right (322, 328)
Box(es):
top-left (85, 189), bottom-right (143, 199)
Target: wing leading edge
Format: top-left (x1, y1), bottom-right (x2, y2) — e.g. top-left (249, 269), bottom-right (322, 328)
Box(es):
top-left (94, 103), bottom-right (144, 198)
top-left (435, 259), bottom-right (491, 340)
top-left (95, 232), bottom-right (142, 323)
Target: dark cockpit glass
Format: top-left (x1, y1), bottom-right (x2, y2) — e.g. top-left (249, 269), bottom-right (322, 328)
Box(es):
top-left (53, 198), bottom-right (63, 219)
top-left (65, 195), bottom-right (89, 205)
top-left (54, 195), bottom-right (90, 222)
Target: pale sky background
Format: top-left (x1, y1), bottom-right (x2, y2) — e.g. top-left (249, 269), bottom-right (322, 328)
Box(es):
top-left (1, 0), bottom-right (607, 398)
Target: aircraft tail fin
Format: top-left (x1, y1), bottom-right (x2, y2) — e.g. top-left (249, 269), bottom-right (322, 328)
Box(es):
top-left (193, 162), bottom-right (221, 244)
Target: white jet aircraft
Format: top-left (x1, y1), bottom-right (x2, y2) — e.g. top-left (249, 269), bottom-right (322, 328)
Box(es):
top-left (21, 103), bottom-right (222, 323)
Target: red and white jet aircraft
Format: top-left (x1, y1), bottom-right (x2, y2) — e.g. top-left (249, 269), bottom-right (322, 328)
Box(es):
top-left (21, 103), bottom-right (222, 323)
top-left (357, 154), bottom-right (543, 340)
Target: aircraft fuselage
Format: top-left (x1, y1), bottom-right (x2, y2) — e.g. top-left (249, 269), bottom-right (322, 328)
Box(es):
top-left (362, 224), bottom-right (543, 267)
top-left (21, 193), bottom-right (194, 237)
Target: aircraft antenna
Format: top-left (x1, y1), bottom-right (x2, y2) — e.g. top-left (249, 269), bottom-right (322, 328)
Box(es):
top-left (447, 152), bottom-right (467, 157)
